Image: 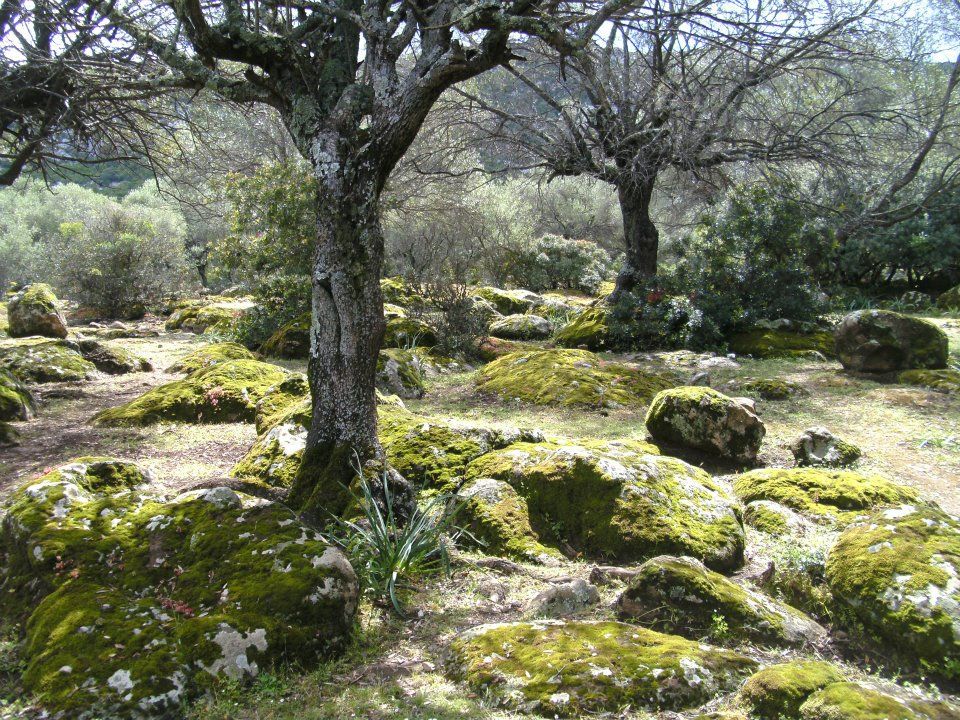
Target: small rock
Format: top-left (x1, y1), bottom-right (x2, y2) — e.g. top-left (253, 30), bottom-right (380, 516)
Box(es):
top-left (529, 579), bottom-right (599, 617)
top-left (790, 427), bottom-right (861, 468)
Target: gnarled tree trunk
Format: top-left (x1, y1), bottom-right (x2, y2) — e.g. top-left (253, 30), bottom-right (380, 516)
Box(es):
top-left (612, 178), bottom-right (659, 298)
top-left (288, 141), bottom-right (388, 521)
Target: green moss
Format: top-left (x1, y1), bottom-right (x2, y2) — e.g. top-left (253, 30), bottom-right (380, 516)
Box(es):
top-left (383, 316), bottom-right (438, 348)
top-left (488, 314), bottom-right (552, 341)
top-left (616, 555), bottom-right (825, 647)
top-left (826, 503), bottom-right (960, 677)
top-left (555, 305), bottom-right (609, 350)
top-left (800, 682), bottom-right (960, 720)
top-left (732, 468), bottom-right (917, 524)
top-left (380, 277), bottom-right (419, 306)
top-left (94, 359), bottom-right (289, 426)
top-left (450, 620), bottom-right (757, 716)
top-left (168, 342), bottom-right (256, 374)
top-left (75, 339), bottom-right (152, 374)
top-left (457, 478), bottom-right (563, 563)
top-left (791, 428), bottom-right (862, 468)
top-left (165, 304), bottom-right (238, 333)
top-left (0, 459), bottom-right (358, 718)
top-left (477, 349), bottom-right (679, 409)
top-left (645, 386), bottom-right (765, 462)
top-left (743, 501), bottom-right (794, 535)
top-left (474, 287), bottom-right (539, 315)
top-left (0, 300), bottom-right (8, 336)
top-left (936, 285), bottom-right (960, 310)
top-left (740, 377), bottom-right (806, 400)
top-left (260, 314), bottom-right (311, 359)
top-left (253, 374), bottom-right (310, 435)
top-left (0, 340), bottom-right (96, 383)
top-left (728, 328), bottom-right (835, 359)
top-left (376, 349), bottom-right (426, 399)
top-left (740, 661), bottom-right (845, 718)
top-left (0, 367), bottom-right (35, 421)
top-left (835, 310), bottom-right (948, 373)
top-left (899, 369), bottom-right (960, 395)
top-left (464, 440), bottom-right (744, 569)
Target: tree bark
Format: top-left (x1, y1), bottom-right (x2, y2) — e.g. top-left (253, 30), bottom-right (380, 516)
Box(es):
top-left (612, 178), bottom-right (660, 298)
top-left (287, 139), bottom-right (389, 522)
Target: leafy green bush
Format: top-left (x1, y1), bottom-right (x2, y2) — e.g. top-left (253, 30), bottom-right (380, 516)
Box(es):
top-left (504, 234), bottom-right (612, 294)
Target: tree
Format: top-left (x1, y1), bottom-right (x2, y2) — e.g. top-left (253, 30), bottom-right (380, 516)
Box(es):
top-left (457, 0), bottom-right (934, 295)
top-left (75, 0), bottom-right (588, 517)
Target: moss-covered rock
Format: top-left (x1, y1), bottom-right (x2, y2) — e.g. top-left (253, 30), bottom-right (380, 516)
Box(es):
top-left (936, 285), bottom-right (960, 310)
top-left (380, 277), bottom-right (419, 306)
top-left (253, 374), bottom-right (310, 435)
top-left (740, 660), bottom-right (845, 718)
top-left (165, 304), bottom-right (239, 333)
top-left (457, 478), bottom-right (563, 563)
top-left (729, 328), bottom-right (834, 360)
top-left (259, 313), bottom-right (311, 359)
top-left (733, 468), bottom-right (917, 525)
top-left (0, 340), bottom-right (96, 382)
top-left (645, 386), bottom-right (765, 462)
top-left (231, 398), bottom-right (310, 490)
top-left (0, 420), bottom-right (20, 446)
top-left (799, 682), bottom-right (960, 720)
top-left (475, 336), bottom-right (537, 361)
top-left (449, 620), bottom-right (756, 716)
top-left (488, 313), bottom-right (552, 341)
top-left (75, 339), bottom-right (152, 374)
top-left (899, 369), bottom-right (960, 395)
top-left (0, 367), bottom-right (36, 421)
top-left (743, 500), bottom-right (806, 535)
top-left (167, 342), bottom-right (257, 374)
top-left (0, 458), bottom-right (358, 718)
top-left (464, 440), bottom-right (745, 569)
top-left (616, 555), bottom-right (826, 647)
top-left (94, 360), bottom-right (288, 426)
top-left (7, 283), bottom-right (68, 339)
top-left (739, 377), bottom-right (807, 401)
top-left (790, 426), bottom-right (861, 468)
top-left (554, 305), bottom-right (609, 350)
top-left (477, 349), bottom-right (679, 409)
top-left (376, 348), bottom-right (426, 399)
top-left (826, 503), bottom-right (960, 678)
top-left (474, 287), bottom-right (541, 315)
top-left (383, 315), bottom-right (438, 348)
top-left (835, 310), bottom-right (948, 373)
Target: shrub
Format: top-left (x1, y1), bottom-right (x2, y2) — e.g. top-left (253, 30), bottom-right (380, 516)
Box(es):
top-left (504, 234), bottom-right (613, 294)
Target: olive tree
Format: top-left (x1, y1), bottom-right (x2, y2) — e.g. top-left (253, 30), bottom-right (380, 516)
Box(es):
top-left (75, 0), bottom-right (608, 517)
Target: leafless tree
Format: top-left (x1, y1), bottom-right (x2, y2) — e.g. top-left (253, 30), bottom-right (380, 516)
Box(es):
top-left (70, 0), bottom-right (599, 518)
top-left (456, 0), bottom-right (954, 296)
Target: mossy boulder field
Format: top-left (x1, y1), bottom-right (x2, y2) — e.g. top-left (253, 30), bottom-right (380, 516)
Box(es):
top-left (0, 458), bottom-right (358, 717)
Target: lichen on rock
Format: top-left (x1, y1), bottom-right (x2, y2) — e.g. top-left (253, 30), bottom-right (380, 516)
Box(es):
top-left (0, 367), bottom-right (36, 421)
top-left (825, 503), bottom-right (960, 678)
top-left (488, 313), bottom-right (552, 341)
top-left (790, 426), bottom-right (861, 468)
top-left (165, 303), bottom-right (239, 334)
top-left (799, 681), bottom-right (960, 720)
top-left (376, 348), bottom-right (426, 399)
top-left (0, 458), bottom-right (358, 718)
top-left (477, 348), bottom-right (679, 409)
top-left (7, 283), bottom-right (68, 339)
top-left (645, 386), bottom-right (765, 462)
top-left (167, 342), bottom-right (256, 374)
top-left (449, 619), bottom-right (756, 716)
top-left (555, 305), bottom-right (609, 350)
top-left (0, 340), bottom-right (97, 383)
top-left (75, 339), bottom-right (152, 374)
top-left (739, 660), bottom-right (845, 718)
top-left (94, 359), bottom-right (289, 426)
top-left (474, 287), bottom-right (541, 315)
top-left (733, 468), bottom-right (917, 525)
top-left (616, 555), bottom-right (826, 647)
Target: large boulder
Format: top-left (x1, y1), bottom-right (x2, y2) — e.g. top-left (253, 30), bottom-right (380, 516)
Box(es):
top-left (799, 682), bottom-right (960, 720)
top-left (94, 360), bottom-right (288, 426)
top-left (464, 439), bottom-right (745, 570)
top-left (834, 310), bottom-right (948, 373)
top-left (259, 313), bottom-right (310, 359)
top-left (477, 349), bottom-right (679, 409)
top-left (733, 468), bottom-right (917, 525)
top-left (790, 426), bottom-right (861, 468)
top-left (488, 313), bottom-right (552, 340)
top-left (383, 315), bottom-right (438, 348)
top-left (616, 555), bottom-right (827, 648)
top-left (0, 367), bottom-right (36, 421)
top-left (449, 620), bottom-right (756, 716)
top-left (474, 286), bottom-right (541, 315)
top-left (165, 303), bottom-right (241, 334)
top-left (0, 340), bottom-right (96, 382)
top-left (728, 328), bottom-right (834, 360)
top-left (166, 342), bottom-right (257, 374)
top-left (555, 305), bottom-right (609, 350)
top-left (645, 386), bottom-right (765, 462)
top-left (7, 283), bottom-right (68, 339)
top-left (826, 503), bottom-right (960, 677)
top-left (0, 458), bottom-right (358, 718)
top-left (739, 661), bottom-right (845, 718)
top-left (376, 348), bottom-right (425, 399)
top-left (936, 285), bottom-right (960, 310)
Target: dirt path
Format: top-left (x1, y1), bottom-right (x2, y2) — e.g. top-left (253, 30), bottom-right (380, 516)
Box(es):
top-left (0, 329), bottom-right (256, 497)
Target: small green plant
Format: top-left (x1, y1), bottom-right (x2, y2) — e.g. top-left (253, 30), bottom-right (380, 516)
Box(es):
top-left (323, 463), bottom-right (467, 616)
top-left (708, 612), bottom-right (730, 641)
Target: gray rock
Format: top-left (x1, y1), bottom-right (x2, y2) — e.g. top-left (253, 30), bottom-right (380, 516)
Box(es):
top-left (529, 578), bottom-right (600, 617)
